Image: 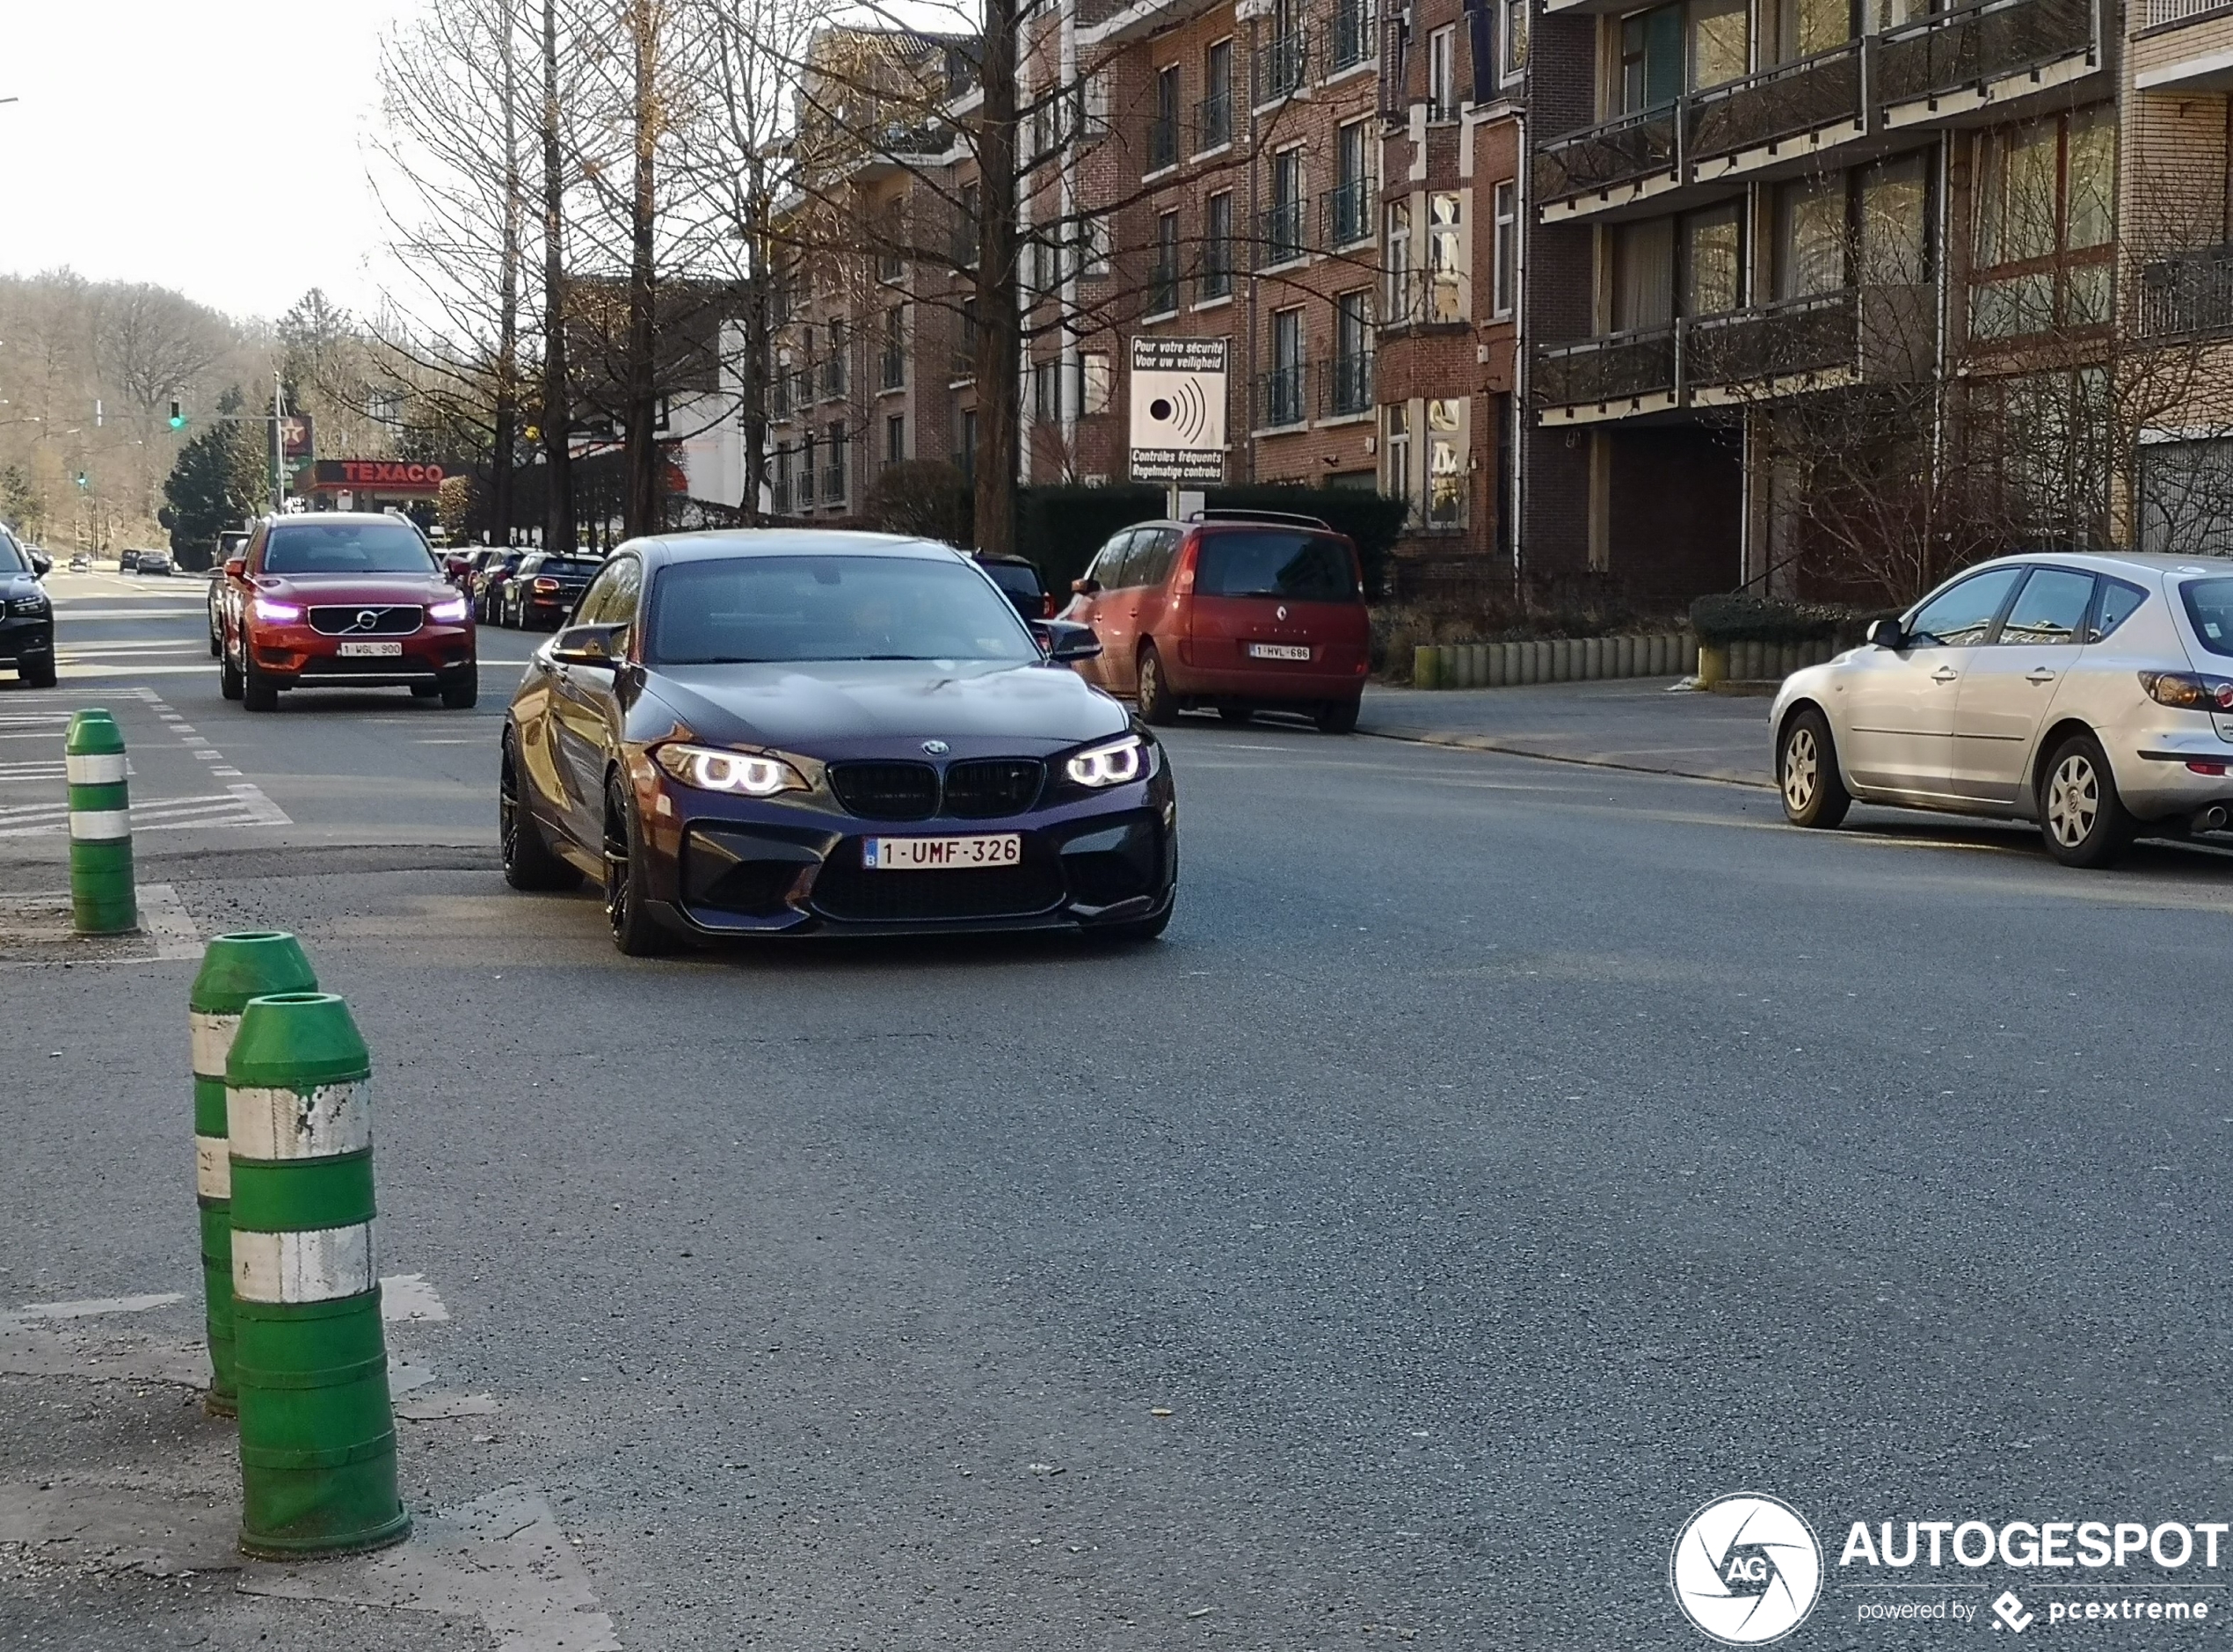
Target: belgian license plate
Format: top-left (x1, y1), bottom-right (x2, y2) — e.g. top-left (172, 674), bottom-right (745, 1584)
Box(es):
top-left (338, 641), bottom-right (403, 658)
top-left (864, 833), bottom-right (1022, 870)
top-left (1248, 643), bottom-right (1312, 662)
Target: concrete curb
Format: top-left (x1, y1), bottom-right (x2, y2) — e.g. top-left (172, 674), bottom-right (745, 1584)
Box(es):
top-left (1357, 723), bottom-right (1773, 790)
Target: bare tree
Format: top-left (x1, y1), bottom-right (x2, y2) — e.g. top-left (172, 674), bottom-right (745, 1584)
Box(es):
top-left (93, 284), bottom-right (229, 416)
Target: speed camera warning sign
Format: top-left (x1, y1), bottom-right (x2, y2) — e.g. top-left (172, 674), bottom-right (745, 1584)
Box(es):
top-left (1130, 338), bottom-right (1227, 483)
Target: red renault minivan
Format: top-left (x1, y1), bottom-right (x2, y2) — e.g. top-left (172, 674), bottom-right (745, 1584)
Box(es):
top-left (1062, 511), bottom-right (1371, 732)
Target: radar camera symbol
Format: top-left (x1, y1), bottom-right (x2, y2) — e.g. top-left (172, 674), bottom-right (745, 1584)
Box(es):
top-left (1146, 376), bottom-right (1212, 445)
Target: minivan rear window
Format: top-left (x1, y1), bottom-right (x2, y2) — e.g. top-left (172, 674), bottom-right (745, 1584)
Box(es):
top-left (2181, 578), bottom-right (2233, 656)
top-left (1194, 530), bottom-right (1356, 601)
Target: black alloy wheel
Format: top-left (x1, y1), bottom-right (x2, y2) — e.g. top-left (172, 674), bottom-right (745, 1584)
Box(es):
top-left (603, 775), bottom-right (673, 956)
top-left (499, 734), bottom-right (581, 891)
top-left (1135, 645), bottom-right (1179, 725)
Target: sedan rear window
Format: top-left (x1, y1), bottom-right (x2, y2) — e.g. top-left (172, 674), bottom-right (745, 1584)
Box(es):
top-left (1194, 530), bottom-right (1356, 601)
top-left (537, 559), bottom-right (603, 578)
top-left (650, 555), bottom-right (1038, 665)
top-left (2180, 578), bottom-right (2233, 656)
top-left (265, 521), bottom-right (436, 575)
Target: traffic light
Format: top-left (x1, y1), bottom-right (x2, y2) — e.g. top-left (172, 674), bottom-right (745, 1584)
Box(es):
top-left (168, 398), bottom-right (185, 431)
top-left (74, 472), bottom-right (88, 490)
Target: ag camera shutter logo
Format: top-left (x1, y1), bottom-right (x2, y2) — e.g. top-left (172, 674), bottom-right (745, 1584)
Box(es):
top-left (1670, 1494), bottom-right (1823, 1645)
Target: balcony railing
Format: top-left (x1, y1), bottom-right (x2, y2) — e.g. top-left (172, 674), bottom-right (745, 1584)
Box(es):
top-left (771, 469), bottom-right (792, 513)
top-left (1322, 178), bottom-right (1374, 247)
top-left (1329, 0), bottom-right (1376, 70)
top-left (1878, 0), bottom-right (2093, 106)
top-left (1146, 112), bottom-right (1180, 172)
top-left (1534, 105), bottom-right (1679, 203)
top-left (1195, 90), bottom-right (1233, 151)
top-left (770, 375), bottom-right (795, 421)
top-left (1260, 199), bottom-right (1308, 266)
top-left (2140, 244), bottom-right (2233, 337)
top-left (1323, 351), bottom-right (1375, 416)
top-left (821, 462), bottom-right (847, 503)
top-left (1685, 40), bottom-right (1863, 164)
top-left (1533, 326), bottom-right (1679, 407)
top-left (880, 348), bottom-right (906, 391)
top-left (1257, 363), bottom-right (1309, 428)
top-left (1382, 266), bottom-right (1469, 328)
top-left (1686, 291), bottom-right (1859, 389)
top-left (2144, 0), bottom-right (2232, 24)
top-left (1255, 29), bottom-right (1309, 105)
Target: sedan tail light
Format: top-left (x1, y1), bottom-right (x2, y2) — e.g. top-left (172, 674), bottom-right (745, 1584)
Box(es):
top-left (1042, 593), bottom-right (1057, 618)
top-left (533, 577), bottom-right (560, 593)
top-left (2140, 670), bottom-right (2233, 710)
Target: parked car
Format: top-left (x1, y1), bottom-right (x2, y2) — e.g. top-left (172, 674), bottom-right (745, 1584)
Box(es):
top-left (135, 550), bottom-right (173, 576)
top-left (1061, 510), bottom-right (1371, 732)
top-left (474, 549), bottom-right (527, 624)
top-left (69, 554), bottom-right (90, 572)
top-left (218, 513), bottom-right (476, 711)
top-left (1771, 550), bottom-right (2233, 869)
top-left (0, 529), bottom-right (55, 688)
top-left (207, 530), bottom-right (251, 656)
top-left (500, 531), bottom-right (1171, 953)
top-left (974, 553), bottom-right (1053, 620)
top-left (119, 549), bottom-right (141, 572)
top-left (501, 551), bottom-right (602, 630)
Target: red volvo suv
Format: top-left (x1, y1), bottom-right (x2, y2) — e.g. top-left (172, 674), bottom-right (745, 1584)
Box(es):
top-left (1062, 512), bottom-right (1371, 731)
top-left (220, 513), bottom-right (478, 711)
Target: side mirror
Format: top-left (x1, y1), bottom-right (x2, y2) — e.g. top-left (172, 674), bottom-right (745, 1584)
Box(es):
top-left (1072, 576), bottom-right (1101, 597)
top-left (224, 557), bottom-right (247, 578)
top-left (550, 622), bottom-right (627, 668)
top-left (1034, 619), bottom-right (1102, 663)
top-left (1865, 618), bottom-right (1906, 650)
top-left (28, 551), bottom-right (50, 578)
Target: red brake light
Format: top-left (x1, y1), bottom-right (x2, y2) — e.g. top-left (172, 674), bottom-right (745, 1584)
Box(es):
top-left (533, 577), bottom-right (559, 592)
top-left (1042, 593), bottom-right (1057, 618)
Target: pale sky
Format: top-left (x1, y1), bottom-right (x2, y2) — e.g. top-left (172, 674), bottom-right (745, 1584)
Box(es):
top-left (1, 0), bottom-right (408, 325)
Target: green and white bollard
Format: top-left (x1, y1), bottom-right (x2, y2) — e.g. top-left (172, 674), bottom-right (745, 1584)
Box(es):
top-left (65, 709), bottom-right (135, 935)
top-left (189, 933), bottom-right (318, 1420)
top-left (227, 991), bottom-right (409, 1557)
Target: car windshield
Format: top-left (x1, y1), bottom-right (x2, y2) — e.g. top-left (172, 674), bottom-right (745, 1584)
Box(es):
top-left (2181, 578), bottom-right (2233, 657)
top-left (1194, 529), bottom-right (1356, 600)
top-left (650, 554), bottom-right (1039, 665)
top-left (264, 521), bottom-right (436, 576)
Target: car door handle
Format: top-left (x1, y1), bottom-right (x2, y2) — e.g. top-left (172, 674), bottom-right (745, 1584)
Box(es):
top-left (1932, 666), bottom-right (1960, 682)
top-left (2026, 668), bottom-right (2058, 683)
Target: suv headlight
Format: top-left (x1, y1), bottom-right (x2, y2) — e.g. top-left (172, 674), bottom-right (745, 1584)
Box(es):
top-left (652, 742), bottom-right (809, 797)
top-left (1064, 733), bottom-right (1153, 789)
top-left (7, 595), bottom-right (48, 616)
top-left (427, 596), bottom-right (469, 622)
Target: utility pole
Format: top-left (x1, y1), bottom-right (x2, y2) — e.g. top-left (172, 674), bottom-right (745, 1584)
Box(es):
top-left (271, 374), bottom-right (287, 512)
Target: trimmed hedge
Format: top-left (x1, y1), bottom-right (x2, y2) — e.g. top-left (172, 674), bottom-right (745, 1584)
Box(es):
top-left (1689, 593), bottom-right (1848, 645)
top-left (1016, 483), bottom-right (1406, 598)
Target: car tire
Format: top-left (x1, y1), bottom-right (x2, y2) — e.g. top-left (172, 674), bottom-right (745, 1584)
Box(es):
top-left (1778, 707), bottom-right (1851, 829)
top-left (242, 652), bottom-right (279, 713)
top-left (441, 671), bottom-right (478, 710)
top-left (500, 735), bottom-right (581, 891)
top-left (1218, 704), bottom-right (1255, 725)
top-left (19, 654), bottom-right (56, 689)
top-left (603, 775), bottom-right (674, 957)
top-left (207, 621), bottom-right (222, 659)
top-left (221, 647), bottom-right (244, 702)
top-left (2039, 731), bottom-right (2135, 869)
top-left (1135, 644), bottom-right (1180, 725)
top-left (1314, 695), bottom-right (1361, 734)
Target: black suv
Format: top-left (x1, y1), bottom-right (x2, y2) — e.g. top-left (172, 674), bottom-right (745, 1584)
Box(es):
top-left (0, 529), bottom-right (55, 687)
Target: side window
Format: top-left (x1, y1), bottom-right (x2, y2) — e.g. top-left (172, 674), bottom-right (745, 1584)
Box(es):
top-left (1996, 567), bottom-right (2094, 646)
top-left (1133, 528), bottom-right (1181, 589)
top-left (575, 559), bottom-right (631, 625)
top-left (2090, 578), bottom-right (2147, 642)
top-left (1093, 529), bottom-right (1142, 589)
top-left (1909, 566), bottom-right (2023, 647)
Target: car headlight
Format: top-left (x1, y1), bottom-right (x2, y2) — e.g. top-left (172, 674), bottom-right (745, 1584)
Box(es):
top-left (1065, 733), bottom-right (1152, 789)
top-left (652, 742), bottom-right (809, 797)
top-left (7, 595), bottom-right (48, 616)
top-left (251, 597), bottom-right (302, 622)
top-left (427, 597), bottom-right (469, 623)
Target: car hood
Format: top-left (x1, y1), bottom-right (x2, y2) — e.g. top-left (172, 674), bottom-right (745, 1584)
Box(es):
top-left (3, 573), bottom-right (43, 600)
top-left (252, 573), bottom-right (452, 606)
top-left (637, 658), bottom-right (1131, 755)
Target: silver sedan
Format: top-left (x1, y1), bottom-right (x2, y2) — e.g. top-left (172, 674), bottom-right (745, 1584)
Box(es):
top-left (1771, 550), bottom-right (2233, 867)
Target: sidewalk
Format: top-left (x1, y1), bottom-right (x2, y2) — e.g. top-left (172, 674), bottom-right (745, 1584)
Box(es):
top-left (1357, 678), bottom-right (1774, 787)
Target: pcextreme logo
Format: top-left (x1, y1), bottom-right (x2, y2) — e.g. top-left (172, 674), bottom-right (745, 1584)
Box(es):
top-left (1669, 1494), bottom-right (1825, 1646)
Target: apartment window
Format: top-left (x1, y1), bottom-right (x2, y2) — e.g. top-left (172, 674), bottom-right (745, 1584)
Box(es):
top-left (824, 420), bottom-right (847, 501)
top-left (1429, 26), bottom-right (1456, 120)
top-left (1383, 402), bottom-right (1412, 502)
top-left (1332, 289), bottom-right (1372, 414)
top-left (1973, 109), bottom-right (2115, 338)
top-left (1150, 65), bottom-right (1182, 172)
top-left (1491, 180), bottom-right (1517, 317)
top-left (1427, 397), bottom-right (1466, 527)
top-left (1689, 0), bottom-right (1748, 91)
top-left (955, 296), bottom-right (979, 381)
top-left (1201, 40), bottom-right (1233, 149)
top-left (1082, 351), bottom-right (1112, 414)
top-left (824, 317), bottom-right (848, 397)
top-left (1151, 210), bottom-right (1181, 314)
top-left (1621, 7), bottom-right (1683, 112)
top-left (1428, 191), bottom-right (1466, 322)
top-left (1611, 217), bottom-right (1676, 331)
top-left (1269, 149), bottom-right (1306, 264)
top-left (1034, 359), bottom-right (1058, 421)
top-left (1501, 0), bottom-right (1529, 80)
top-left (1332, 0), bottom-right (1371, 72)
top-left (1081, 215), bottom-right (1111, 279)
top-left (1780, 0), bottom-right (1851, 60)
top-left (1859, 153), bottom-right (1930, 286)
top-left (956, 182), bottom-right (981, 267)
top-left (881, 306), bottom-right (906, 390)
top-left (956, 405), bottom-right (977, 487)
top-left (1683, 203), bottom-right (1744, 315)
top-left (1202, 190), bottom-right (1234, 300)
top-left (1332, 120), bottom-right (1372, 245)
top-left (1268, 307), bottom-right (1306, 426)
top-left (1773, 174), bottom-right (1847, 301)
top-left (801, 433), bottom-right (817, 503)
top-left (886, 413), bottom-right (906, 464)
top-left (1386, 197), bottom-right (1414, 322)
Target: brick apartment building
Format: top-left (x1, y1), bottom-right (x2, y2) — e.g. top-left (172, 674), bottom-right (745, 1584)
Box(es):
top-left (767, 0), bottom-right (2232, 611)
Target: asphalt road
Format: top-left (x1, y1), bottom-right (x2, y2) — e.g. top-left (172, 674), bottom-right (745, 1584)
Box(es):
top-left (8, 567), bottom-right (2233, 1649)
